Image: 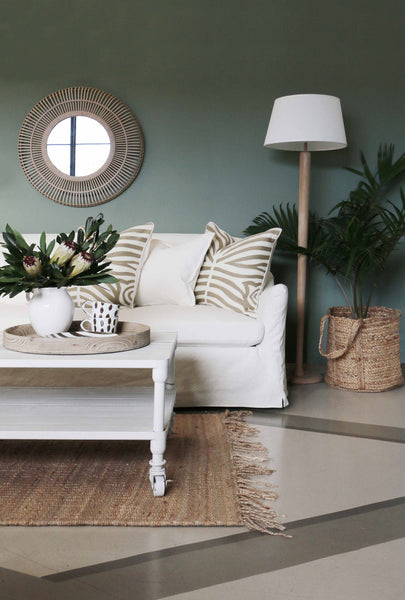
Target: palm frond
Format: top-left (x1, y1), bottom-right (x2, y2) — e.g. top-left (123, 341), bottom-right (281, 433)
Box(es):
top-left (246, 144), bottom-right (405, 317)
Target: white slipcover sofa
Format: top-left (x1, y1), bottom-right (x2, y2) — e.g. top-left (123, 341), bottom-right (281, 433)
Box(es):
top-left (0, 232), bottom-right (288, 408)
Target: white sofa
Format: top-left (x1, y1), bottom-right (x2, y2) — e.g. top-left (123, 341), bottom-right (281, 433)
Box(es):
top-left (0, 233), bottom-right (289, 408)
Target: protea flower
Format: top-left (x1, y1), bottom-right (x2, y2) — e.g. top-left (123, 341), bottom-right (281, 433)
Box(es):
top-left (23, 255), bottom-right (42, 276)
top-left (69, 251), bottom-right (93, 277)
top-left (50, 240), bottom-right (78, 266)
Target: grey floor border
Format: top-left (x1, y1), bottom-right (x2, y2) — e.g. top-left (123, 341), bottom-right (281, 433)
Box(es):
top-left (249, 411), bottom-right (405, 443)
top-left (44, 496), bottom-right (405, 600)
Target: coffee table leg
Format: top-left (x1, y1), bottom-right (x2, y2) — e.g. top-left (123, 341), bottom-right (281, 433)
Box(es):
top-left (165, 355), bottom-right (176, 435)
top-left (149, 366), bottom-right (168, 496)
top-left (167, 355), bottom-right (175, 389)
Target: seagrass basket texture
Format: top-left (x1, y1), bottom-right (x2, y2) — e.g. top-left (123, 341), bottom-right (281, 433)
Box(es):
top-left (319, 306), bottom-right (404, 392)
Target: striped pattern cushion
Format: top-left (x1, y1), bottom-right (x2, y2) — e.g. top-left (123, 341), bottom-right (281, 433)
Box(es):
top-left (72, 222), bottom-right (154, 308)
top-left (195, 222), bottom-right (281, 317)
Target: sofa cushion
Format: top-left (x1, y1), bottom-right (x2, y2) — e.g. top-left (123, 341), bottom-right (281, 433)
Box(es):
top-left (75, 304), bottom-right (265, 347)
top-left (135, 232), bottom-right (214, 306)
top-left (0, 302), bottom-right (264, 347)
top-left (71, 222), bottom-right (154, 308)
top-left (194, 222), bottom-right (281, 317)
top-left (0, 303), bottom-right (30, 330)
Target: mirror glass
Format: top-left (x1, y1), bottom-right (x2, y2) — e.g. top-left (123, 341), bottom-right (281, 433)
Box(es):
top-left (47, 116), bottom-right (111, 177)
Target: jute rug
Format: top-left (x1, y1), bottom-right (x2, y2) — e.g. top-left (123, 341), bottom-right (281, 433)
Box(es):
top-left (0, 411), bottom-right (286, 535)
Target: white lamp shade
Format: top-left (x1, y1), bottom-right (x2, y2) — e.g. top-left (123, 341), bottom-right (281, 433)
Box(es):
top-left (264, 94), bottom-right (347, 151)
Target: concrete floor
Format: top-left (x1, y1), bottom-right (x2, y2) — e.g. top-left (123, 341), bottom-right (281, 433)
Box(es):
top-left (0, 376), bottom-right (404, 599)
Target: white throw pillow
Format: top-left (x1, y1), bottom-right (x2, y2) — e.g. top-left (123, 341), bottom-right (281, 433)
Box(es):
top-left (135, 232), bottom-right (214, 306)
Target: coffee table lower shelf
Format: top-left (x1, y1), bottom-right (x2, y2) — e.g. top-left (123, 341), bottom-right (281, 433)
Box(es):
top-left (0, 386), bottom-right (176, 497)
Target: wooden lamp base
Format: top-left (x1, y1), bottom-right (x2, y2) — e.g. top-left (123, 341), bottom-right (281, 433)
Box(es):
top-left (290, 369), bottom-right (323, 385)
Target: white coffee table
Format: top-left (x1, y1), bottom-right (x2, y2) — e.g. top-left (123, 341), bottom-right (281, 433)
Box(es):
top-left (0, 331), bottom-right (177, 497)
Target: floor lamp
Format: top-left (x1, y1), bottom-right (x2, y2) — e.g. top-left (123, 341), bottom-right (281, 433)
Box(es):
top-left (264, 94), bottom-right (347, 384)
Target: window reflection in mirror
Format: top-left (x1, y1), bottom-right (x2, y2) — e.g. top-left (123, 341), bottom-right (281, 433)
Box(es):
top-left (47, 116), bottom-right (111, 177)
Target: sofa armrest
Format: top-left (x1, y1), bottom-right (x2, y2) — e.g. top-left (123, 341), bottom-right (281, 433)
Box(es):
top-left (257, 282), bottom-right (288, 336)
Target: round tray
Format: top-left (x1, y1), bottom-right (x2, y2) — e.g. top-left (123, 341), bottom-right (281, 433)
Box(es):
top-left (2, 321), bottom-right (150, 355)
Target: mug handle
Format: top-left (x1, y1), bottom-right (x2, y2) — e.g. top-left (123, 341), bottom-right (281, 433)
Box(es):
top-left (81, 300), bottom-right (93, 317)
top-left (80, 319), bottom-right (93, 332)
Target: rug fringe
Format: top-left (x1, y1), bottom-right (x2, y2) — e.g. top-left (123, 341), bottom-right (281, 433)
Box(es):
top-left (224, 410), bottom-right (291, 537)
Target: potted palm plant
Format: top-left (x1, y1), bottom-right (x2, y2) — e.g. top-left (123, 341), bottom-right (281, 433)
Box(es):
top-left (245, 144), bottom-right (405, 391)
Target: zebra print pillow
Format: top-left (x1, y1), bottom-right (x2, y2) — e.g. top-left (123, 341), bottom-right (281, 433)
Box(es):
top-left (71, 222), bottom-right (154, 308)
top-left (195, 222), bottom-right (281, 317)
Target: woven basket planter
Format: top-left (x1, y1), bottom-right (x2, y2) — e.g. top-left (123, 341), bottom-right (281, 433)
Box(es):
top-left (319, 306), bottom-right (403, 392)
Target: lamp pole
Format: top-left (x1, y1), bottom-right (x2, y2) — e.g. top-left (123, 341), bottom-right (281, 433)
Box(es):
top-left (292, 145), bottom-right (321, 383)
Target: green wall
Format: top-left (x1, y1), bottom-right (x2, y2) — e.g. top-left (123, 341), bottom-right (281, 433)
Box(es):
top-left (1, 0), bottom-right (404, 363)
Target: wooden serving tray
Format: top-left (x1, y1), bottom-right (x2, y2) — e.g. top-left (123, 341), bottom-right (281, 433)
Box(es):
top-left (2, 321), bottom-right (150, 355)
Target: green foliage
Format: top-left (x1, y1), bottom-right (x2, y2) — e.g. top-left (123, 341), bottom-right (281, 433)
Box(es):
top-left (0, 213), bottom-right (120, 297)
top-left (244, 144), bottom-right (405, 319)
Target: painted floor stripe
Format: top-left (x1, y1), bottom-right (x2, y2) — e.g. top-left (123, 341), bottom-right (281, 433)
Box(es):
top-left (44, 497), bottom-right (405, 600)
top-left (250, 411), bottom-right (405, 443)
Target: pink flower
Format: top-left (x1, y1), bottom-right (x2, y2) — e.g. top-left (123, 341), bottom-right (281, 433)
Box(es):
top-left (50, 240), bottom-right (78, 266)
top-left (69, 251), bottom-right (93, 277)
top-left (23, 255), bottom-right (42, 276)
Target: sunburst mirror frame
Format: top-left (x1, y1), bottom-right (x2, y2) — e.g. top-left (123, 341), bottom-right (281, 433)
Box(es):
top-left (18, 87), bottom-right (144, 207)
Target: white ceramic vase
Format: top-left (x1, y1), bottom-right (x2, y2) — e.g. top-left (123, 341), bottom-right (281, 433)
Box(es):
top-left (28, 287), bottom-right (74, 336)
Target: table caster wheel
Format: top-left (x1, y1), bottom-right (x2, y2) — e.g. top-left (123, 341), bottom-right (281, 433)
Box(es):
top-left (152, 475), bottom-right (166, 497)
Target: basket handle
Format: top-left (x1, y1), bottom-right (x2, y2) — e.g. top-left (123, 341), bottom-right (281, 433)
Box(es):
top-left (319, 314), bottom-right (363, 359)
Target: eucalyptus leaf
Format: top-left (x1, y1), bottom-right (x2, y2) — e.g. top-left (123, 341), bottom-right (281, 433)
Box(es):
top-left (46, 239), bottom-right (56, 255)
top-left (3, 232), bottom-right (20, 252)
top-left (85, 216), bottom-right (94, 235)
top-left (77, 228), bottom-right (84, 246)
top-left (39, 232), bottom-right (46, 253)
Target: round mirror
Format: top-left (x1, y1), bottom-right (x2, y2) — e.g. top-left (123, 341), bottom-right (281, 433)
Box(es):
top-left (18, 87), bottom-right (144, 207)
top-left (47, 116), bottom-right (111, 177)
